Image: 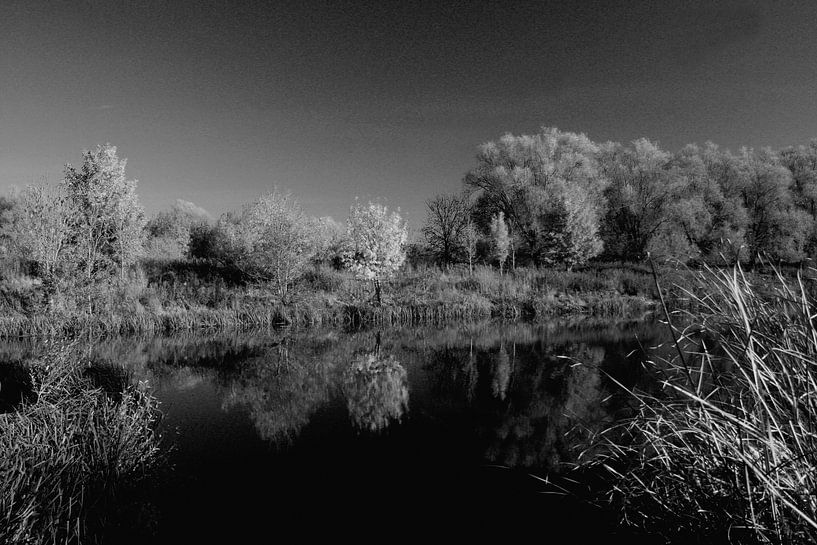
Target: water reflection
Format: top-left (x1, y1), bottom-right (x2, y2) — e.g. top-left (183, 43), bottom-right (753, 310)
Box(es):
top-left (0, 319), bottom-right (669, 470)
top-left (222, 340), bottom-right (335, 444)
top-left (342, 352), bottom-right (409, 432)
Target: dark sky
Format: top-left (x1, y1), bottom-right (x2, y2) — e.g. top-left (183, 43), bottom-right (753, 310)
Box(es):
top-left (2, 0), bottom-right (816, 227)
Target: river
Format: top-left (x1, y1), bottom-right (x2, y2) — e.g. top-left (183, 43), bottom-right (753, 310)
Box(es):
top-left (1, 318), bottom-right (670, 543)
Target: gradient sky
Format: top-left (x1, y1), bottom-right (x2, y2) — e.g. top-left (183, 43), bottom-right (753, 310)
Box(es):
top-left (2, 0), bottom-right (817, 229)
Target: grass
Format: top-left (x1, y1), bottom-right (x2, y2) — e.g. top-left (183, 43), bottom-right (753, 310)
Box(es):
top-left (580, 264), bottom-right (817, 544)
top-left (0, 345), bottom-right (161, 544)
top-left (0, 260), bottom-right (663, 336)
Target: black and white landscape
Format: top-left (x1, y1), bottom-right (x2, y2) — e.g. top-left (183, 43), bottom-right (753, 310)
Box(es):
top-left (2, 1), bottom-right (817, 544)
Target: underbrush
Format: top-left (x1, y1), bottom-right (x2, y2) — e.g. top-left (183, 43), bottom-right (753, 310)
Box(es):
top-left (0, 346), bottom-right (162, 544)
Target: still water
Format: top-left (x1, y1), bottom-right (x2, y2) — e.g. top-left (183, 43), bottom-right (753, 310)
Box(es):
top-left (2, 319), bottom-right (669, 543)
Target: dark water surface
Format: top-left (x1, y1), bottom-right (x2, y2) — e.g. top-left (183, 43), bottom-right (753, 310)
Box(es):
top-left (1, 319), bottom-right (671, 543)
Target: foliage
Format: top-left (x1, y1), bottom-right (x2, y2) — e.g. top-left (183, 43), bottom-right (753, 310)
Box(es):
top-left (464, 127), bottom-right (606, 264)
top-left (343, 201), bottom-right (408, 303)
top-left (145, 199), bottom-right (212, 259)
top-left (489, 211), bottom-right (510, 273)
top-left (3, 185), bottom-right (76, 280)
top-left (216, 191), bottom-right (313, 302)
top-left (598, 139), bottom-right (682, 260)
top-left (62, 144), bottom-right (146, 280)
top-left (584, 266), bottom-right (817, 543)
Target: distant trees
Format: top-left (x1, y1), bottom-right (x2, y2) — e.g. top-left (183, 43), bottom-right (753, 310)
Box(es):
top-left (456, 128), bottom-right (817, 267)
top-left (464, 127), bottom-right (605, 267)
top-left (597, 139), bottom-right (681, 261)
top-left (780, 142), bottom-right (817, 255)
top-left (737, 147), bottom-right (809, 264)
top-left (343, 201), bottom-right (408, 304)
top-left (146, 199), bottom-right (212, 259)
top-left (7, 128), bottom-right (817, 314)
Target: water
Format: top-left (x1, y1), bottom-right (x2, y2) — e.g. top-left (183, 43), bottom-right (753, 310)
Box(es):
top-left (0, 319), bottom-right (670, 543)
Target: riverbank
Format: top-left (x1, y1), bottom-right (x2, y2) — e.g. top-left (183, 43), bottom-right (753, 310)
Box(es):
top-left (0, 262), bottom-right (666, 337)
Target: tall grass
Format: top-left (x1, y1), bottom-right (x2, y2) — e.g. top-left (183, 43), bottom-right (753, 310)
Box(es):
top-left (0, 346), bottom-right (161, 544)
top-left (0, 262), bottom-right (666, 337)
top-left (583, 265), bottom-right (817, 543)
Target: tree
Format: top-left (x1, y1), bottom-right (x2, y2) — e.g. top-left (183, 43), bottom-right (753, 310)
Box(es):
top-left (4, 185), bottom-right (75, 279)
top-left (531, 184), bottom-right (604, 268)
top-left (598, 139), bottom-right (681, 261)
top-left (464, 127), bottom-right (606, 266)
top-left (489, 212), bottom-right (510, 274)
top-left (343, 201), bottom-right (408, 304)
top-left (308, 216), bottom-right (346, 266)
top-left (661, 143), bottom-right (748, 264)
top-left (62, 144), bottom-right (145, 281)
top-left (220, 191), bottom-right (312, 302)
top-left (780, 141), bottom-right (817, 256)
top-left (463, 220), bottom-right (479, 274)
top-left (735, 147), bottom-right (808, 263)
top-left (422, 193), bottom-right (471, 265)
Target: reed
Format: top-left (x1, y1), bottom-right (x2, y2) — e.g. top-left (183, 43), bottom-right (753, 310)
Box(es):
top-left (582, 264), bottom-right (817, 544)
top-left (0, 346), bottom-right (161, 544)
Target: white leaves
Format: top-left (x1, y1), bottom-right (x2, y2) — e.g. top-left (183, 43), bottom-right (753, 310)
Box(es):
top-left (343, 201), bottom-right (408, 281)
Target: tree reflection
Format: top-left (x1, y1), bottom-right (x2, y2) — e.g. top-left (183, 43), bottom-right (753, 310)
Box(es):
top-left (341, 352), bottom-right (409, 432)
top-left (222, 340), bottom-right (336, 445)
top-left (0, 319), bottom-right (666, 467)
top-left (483, 341), bottom-right (609, 469)
top-left (491, 343), bottom-right (512, 400)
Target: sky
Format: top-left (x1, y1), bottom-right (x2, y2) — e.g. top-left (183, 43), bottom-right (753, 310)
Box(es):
top-left (2, 0), bottom-right (817, 229)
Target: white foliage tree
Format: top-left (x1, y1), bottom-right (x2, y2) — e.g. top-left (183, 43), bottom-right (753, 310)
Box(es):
top-left (343, 201), bottom-right (408, 304)
top-left (225, 191), bottom-right (312, 303)
top-left (5, 185), bottom-right (76, 279)
top-left (62, 144), bottom-right (145, 281)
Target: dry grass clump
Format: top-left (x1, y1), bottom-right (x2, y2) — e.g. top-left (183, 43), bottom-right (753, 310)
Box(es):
top-left (584, 265), bottom-right (817, 544)
top-left (0, 345), bottom-right (161, 544)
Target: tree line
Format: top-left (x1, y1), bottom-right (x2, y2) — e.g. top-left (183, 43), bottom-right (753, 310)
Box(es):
top-left (2, 128), bottom-right (817, 307)
top-left (424, 127), bottom-right (817, 269)
top-left (0, 144), bottom-right (407, 305)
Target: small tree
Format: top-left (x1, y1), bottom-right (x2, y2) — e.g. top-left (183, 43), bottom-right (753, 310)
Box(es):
top-left (538, 187), bottom-right (603, 269)
top-left (343, 201), bottom-right (408, 304)
top-left (463, 220), bottom-right (479, 275)
top-left (221, 191), bottom-right (312, 303)
top-left (489, 212), bottom-right (510, 275)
